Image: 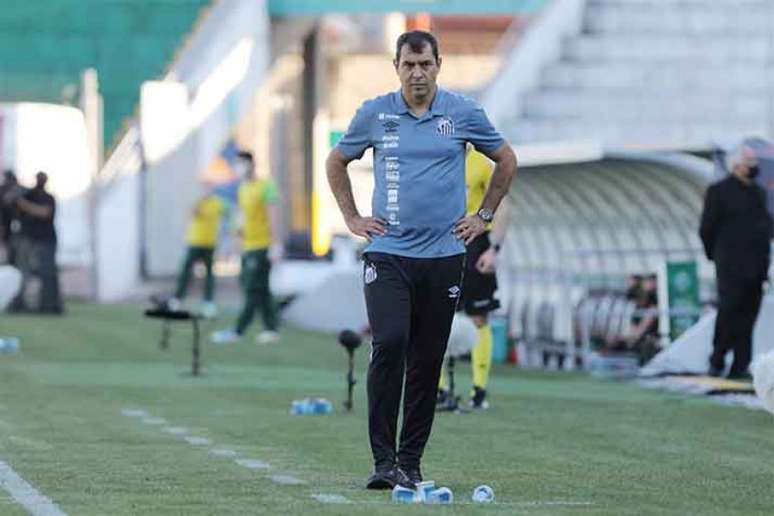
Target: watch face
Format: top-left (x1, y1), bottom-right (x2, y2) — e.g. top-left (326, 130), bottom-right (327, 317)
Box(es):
top-left (478, 208), bottom-right (493, 222)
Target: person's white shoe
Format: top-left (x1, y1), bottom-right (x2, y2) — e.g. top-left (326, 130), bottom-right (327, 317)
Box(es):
top-left (256, 330), bottom-right (280, 345)
top-left (200, 301), bottom-right (217, 319)
top-left (167, 297), bottom-right (183, 312)
top-left (211, 329), bottom-right (240, 345)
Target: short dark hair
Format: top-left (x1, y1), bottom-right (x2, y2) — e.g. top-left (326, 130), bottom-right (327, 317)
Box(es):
top-left (237, 150), bottom-right (254, 162)
top-left (395, 31), bottom-right (439, 64)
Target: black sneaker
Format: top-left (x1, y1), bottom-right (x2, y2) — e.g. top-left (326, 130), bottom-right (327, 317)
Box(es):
top-left (469, 386), bottom-right (490, 410)
top-left (726, 371), bottom-right (753, 382)
top-left (397, 466), bottom-right (423, 489)
top-left (436, 388), bottom-right (450, 408)
top-left (366, 465), bottom-right (399, 490)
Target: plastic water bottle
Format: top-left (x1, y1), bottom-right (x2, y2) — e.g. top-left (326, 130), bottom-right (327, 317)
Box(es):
top-left (0, 337), bottom-right (19, 354)
top-left (426, 487), bottom-right (453, 504)
top-left (391, 485), bottom-right (417, 504)
top-left (415, 480), bottom-right (435, 502)
top-left (472, 485), bottom-right (494, 503)
top-left (290, 399), bottom-right (312, 415)
top-left (312, 398), bottom-right (333, 414)
top-left (290, 398), bottom-right (333, 415)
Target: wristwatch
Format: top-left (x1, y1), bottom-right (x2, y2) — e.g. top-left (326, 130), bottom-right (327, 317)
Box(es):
top-left (477, 208), bottom-right (494, 223)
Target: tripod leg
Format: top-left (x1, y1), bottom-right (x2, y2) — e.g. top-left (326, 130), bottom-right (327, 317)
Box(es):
top-left (192, 318), bottom-right (200, 376)
top-left (160, 320), bottom-right (170, 350)
top-left (346, 352), bottom-right (355, 411)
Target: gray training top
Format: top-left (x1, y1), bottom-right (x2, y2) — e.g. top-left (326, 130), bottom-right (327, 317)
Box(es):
top-left (336, 87), bottom-right (505, 258)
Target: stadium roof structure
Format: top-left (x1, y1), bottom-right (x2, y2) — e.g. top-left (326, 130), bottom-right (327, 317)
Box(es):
top-left (268, 0), bottom-right (549, 15)
top-left (505, 152), bottom-right (716, 283)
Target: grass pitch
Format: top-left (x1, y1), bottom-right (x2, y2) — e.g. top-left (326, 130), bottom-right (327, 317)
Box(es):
top-left (1, 303), bottom-right (773, 515)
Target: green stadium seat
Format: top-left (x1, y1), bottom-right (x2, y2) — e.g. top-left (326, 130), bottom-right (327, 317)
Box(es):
top-left (0, 0), bottom-right (211, 148)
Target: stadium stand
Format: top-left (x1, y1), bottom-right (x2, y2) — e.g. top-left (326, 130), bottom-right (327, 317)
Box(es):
top-left (484, 0), bottom-right (774, 148)
top-left (0, 0), bottom-right (211, 147)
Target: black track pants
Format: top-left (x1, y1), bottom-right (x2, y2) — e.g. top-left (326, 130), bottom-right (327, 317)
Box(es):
top-left (363, 252), bottom-right (464, 469)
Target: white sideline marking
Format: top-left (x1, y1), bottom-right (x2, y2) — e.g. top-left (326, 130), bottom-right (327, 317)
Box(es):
top-left (120, 409), bottom-right (147, 418)
top-left (358, 499), bottom-right (594, 507)
top-left (7, 436), bottom-right (53, 451)
top-left (0, 460), bottom-right (67, 516)
top-left (209, 448), bottom-right (237, 458)
top-left (312, 493), bottom-right (351, 504)
top-left (141, 417), bottom-right (167, 425)
top-left (163, 427), bottom-right (189, 435)
top-left (270, 475), bottom-right (305, 485)
top-left (519, 501), bottom-right (594, 507)
top-left (234, 459), bottom-right (270, 470)
top-left (184, 437), bottom-right (211, 446)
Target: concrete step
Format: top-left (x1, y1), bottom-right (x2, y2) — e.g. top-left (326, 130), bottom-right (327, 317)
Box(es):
top-left (565, 35), bottom-right (771, 62)
top-left (587, 0), bottom-right (768, 7)
top-left (506, 118), bottom-right (768, 146)
top-left (523, 91), bottom-right (768, 120)
top-left (541, 63), bottom-right (771, 91)
top-left (585, 4), bottom-right (772, 35)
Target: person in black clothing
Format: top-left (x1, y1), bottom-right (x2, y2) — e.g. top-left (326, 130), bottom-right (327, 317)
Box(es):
top-left (326, 32), bottom-right (516, 490)
top-left (700, 145), bottom-right (772, 379)
top-left (0, 170), bottom-right (21, 264)
top-left (9, 172), bottom-right (63, 314)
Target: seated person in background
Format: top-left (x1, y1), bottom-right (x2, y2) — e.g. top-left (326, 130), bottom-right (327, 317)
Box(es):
top-left (624, 274), bottom-right (643, 302)
top-left (608, 275), bottom-right (659, 364)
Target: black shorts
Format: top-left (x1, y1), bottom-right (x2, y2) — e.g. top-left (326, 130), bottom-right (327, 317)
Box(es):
top-left (460, 231), bottom-right (499, 316)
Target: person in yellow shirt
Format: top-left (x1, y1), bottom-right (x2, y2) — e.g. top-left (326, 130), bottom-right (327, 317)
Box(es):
top-left (212, 151), bottom-right (282, 345)
top-left (439, 147), bottom-right (511, 409)
top-left (171, 181), bottom-right (227, 318)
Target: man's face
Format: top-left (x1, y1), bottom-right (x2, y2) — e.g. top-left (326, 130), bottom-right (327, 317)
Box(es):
top-left (734, 148), bottom-right (759, 179)
top-left (236, 158), bottom-right (254, 179)
top-left (35, 173), bottom-right (48, 189)
top-left (394, 43), bottom-right (441, 100)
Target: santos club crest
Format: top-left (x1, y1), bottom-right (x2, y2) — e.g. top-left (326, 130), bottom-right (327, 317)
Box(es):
top-left (436, 117), bottom-right (455, 136)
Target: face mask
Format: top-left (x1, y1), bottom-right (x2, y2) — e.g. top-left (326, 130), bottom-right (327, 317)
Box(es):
top-left (748, 165), bottom-right (760, 179)
top-left (234, 161), bottom-right (250, 179)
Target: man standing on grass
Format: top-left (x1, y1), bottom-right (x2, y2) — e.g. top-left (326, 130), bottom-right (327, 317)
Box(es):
top-left (212, 151), bottom-right (282, 346)
top-left (326, 31), bottom-right (517, 489)
top-left (169, 180), bottom-right (228, 318)
top-left (700, 144), bottom-right (772, 380)
top-left (438, 147), bottom-right (512, 410)
top-left (9, 172), bottom-right (63, 314)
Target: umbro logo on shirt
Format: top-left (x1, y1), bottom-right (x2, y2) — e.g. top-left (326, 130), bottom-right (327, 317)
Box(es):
top-left (383, 120), bottom-right (399, 133)
top-left (437, 117), bottom-right (455, 136)
top-left (448, 285), bottom-right (461, 298)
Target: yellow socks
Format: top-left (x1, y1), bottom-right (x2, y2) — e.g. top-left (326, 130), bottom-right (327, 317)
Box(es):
top-left (471, 324), bottom-right (493, 389)
top-left (438, 368), bottom-right (449, 391)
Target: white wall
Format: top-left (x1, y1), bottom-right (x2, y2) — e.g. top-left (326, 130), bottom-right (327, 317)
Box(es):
top-left (1, 103), bottom-right (94, 267)
top-left (142, 0), bottom-right (271, 276)
top-left (480, 0), bottom-right (587, 128)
